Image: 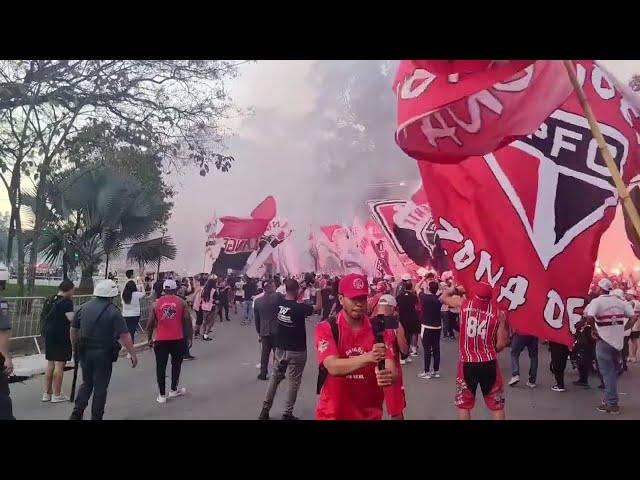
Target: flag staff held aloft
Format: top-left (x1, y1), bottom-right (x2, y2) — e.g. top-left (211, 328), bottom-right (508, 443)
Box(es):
top-left (563, 60), bottom-right (640, 241)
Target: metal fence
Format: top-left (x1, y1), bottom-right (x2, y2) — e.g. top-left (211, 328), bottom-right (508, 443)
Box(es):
top-left (8, 294), bottom-right (153, 353)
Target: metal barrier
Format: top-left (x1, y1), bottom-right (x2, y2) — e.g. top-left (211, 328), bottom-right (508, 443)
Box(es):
top-left (8, 294), bottom-right (153, 354)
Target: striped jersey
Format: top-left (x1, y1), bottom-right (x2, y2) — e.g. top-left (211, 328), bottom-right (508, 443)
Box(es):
top-left (458, 297), bottom-right (500, 363)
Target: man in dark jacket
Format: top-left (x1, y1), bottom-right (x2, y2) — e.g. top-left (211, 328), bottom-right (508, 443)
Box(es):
top-left (254, 280), bottom-right (283, 380)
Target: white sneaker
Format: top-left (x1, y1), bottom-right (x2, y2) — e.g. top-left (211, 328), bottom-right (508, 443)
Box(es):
top-left (168, 387), bottom-right (187, 398)
top-left (255, 363), bottom-right (261, 369)
top-left (156, 394), bottom-right (167, 404)
top-left (526, 381), bottom-right (537, 388)
top-left (41, 393), bottom-right (52, 402)
top-left (400, 359), bottom-right (407, 365)
top-left (508, 375), bottom-right (520, 386)
top-left (51, 394), bottom-right (69, 403)
top-left (405, 356), bottom-right (413, 363)
top-left (410, 349), bottom-right (419, 357)
top-left (418, 372), bottom-right (432, 379)
top-left (126, 353), bottom-right (132, 360)
top-left (432, 372), bottom-right (441, 379)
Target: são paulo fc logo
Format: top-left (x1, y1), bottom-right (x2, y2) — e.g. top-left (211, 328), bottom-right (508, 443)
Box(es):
top-left (353, 278), bottom-right (365, 290)
top-left (162, 305), bottom-right (177, 319)
top-left (485, 109), bottom-right (628, 270)
top-left (318, 340), bottom-right (329, 353)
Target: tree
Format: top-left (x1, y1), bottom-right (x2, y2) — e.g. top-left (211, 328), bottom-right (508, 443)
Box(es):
top-left (127, 236), bottom-right (178, 273)
top-left (0, 60), bottom-right (242, 294)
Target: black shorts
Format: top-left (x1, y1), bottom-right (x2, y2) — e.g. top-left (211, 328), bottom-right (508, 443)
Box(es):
top-left (196, 309), bottom-right (204, 326)
top-left (235, 295), bottom-right (242, 303)
top-left (462, 360), bottom-right (498, 397)
top-left (44, 337), bottom-right (72, 362)
top-left (631, 331), bottom-right (640, 340)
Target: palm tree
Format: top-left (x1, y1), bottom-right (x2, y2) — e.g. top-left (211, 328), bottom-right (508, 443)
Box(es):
top-left (30, 166), bottom-right (171, 292)
top-left (127, 236), bottom-right (177, 273)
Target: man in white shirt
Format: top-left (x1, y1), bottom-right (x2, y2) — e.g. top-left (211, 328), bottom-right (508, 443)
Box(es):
top-left (584, 279), bottom-right (637, 415)
top-left (626, 289), bottom-right (640, 363)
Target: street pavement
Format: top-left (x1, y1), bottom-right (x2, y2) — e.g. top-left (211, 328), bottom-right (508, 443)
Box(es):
top-left (9, 310), bottom-right (640, 420)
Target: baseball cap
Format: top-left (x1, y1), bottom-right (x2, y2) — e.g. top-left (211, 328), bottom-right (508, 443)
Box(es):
top-left (339, 273), bottom-right (369, 299)
top-left (401, 273), bottom-right (412, 281)
top-left (376, 281), bottom-right (389, 293)
top-left (598, 278), bottom-right (613, 292)
top-left (163, 279), bottom-right (178, 290)
top-left (471, 282), bottom-right (493, 302)
top-left (378, 294), bottom-right (397, 307)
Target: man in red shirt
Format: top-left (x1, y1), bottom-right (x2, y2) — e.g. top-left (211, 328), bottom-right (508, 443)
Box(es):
top-left (441, 282), bottom-right (509, 420)
top-left (315, 273), bottom-right (397, 420)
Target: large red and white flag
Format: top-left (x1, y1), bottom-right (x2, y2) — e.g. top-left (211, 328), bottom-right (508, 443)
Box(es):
top-left (245, 217), bottom-right (293, 278)
top-left (210, 196), bottom-right (276, 275)
top-left (397, 60), bottom-right (640, 346)
top-left (394, 60), bottom-right (574, 163)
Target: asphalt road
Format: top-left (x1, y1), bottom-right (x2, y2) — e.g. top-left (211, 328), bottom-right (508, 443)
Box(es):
top-left (9, 310), bottom-right (640, 420)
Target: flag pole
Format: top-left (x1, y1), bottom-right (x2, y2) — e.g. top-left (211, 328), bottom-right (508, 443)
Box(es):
top-left (562, 59), bottom-right (640, 241)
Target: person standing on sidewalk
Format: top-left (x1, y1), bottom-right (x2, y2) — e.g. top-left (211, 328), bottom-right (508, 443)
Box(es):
top-left (259, 279), bottom-right (321, 420)
top-left (583, 278), bottom-right (637, 415)
top-left (396, 274), bottom-right (420, 361)
top-left (508, 331), bottom-right (538, 388)
top-left (42, 279), bottom-right (76, 403)
top-left (254, 280), bottom-right (283, 381)
top-left (69, 280), bottom-right (138, 420)
top-left (146, 279), bottom-right (194, 404)
top-left (121, 272), bottom-right (145, 347)
top-left (243, 277), bottom-right (257, 325)
top-left (200, 278), bottom-right (218, 341)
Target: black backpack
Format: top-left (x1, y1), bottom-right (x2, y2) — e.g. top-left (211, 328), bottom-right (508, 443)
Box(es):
top-left (316, 316), bottom-right (339, 394)
top-left (39, 295), bottom-right (60, 336)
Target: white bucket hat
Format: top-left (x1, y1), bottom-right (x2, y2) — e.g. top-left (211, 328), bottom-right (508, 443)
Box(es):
top-left (93, 279), bottom-right (119, 298)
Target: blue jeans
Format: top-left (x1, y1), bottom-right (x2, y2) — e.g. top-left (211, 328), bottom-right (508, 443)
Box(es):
top-left (510, 334), bottom-right (539, 383)
top-left (243, 300), bottom-right (254, 325)
top-left (596, 340), bottom-right (621, 407)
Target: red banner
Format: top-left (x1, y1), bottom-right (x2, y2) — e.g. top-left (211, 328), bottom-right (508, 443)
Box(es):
top-left (404, 60), bottom-right (640, 346)
top-left (394, 60), bottom-right (573, 163)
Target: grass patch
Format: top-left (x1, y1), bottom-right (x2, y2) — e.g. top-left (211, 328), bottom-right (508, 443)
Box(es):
top-left (3, 284), bottom-right (59, 298)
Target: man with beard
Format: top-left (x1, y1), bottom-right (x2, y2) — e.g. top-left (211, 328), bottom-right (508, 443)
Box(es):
top-left (396, 274), bottom-right (420, 362)
top-left (314, 273), bottom-right (397, 420)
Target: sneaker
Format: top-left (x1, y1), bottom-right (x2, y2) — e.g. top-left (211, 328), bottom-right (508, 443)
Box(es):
top-left (627, 357), bottom-right (636, 363)
top-left (572, 380), bottom-right (590, 388)
top-left (255, 363), bottom-right (261, 369)
top-left (405, 357), bottom-right (413, 363)
top-left (508, 375), bottom-right (520, 386)
top-left (42, 392), bottom-right (52, 402)
top-left (126, 353), bottom-right (132, 360)
top-left (194, 332), bottom-right (200, 338)
top-left (526, 381), bottom-right (536, 388)
top-left (597, 384), bottom-right (605, 390)
top-left (168, 387), bottom-right (187, 398)
top-left (202, 335), bottom-right (213, 341)
top-left (432, 372), bottom-right (441, 379)
top-left (156, 394), bottom-right (167, 404)
top-left (399, 359), bottom-right (407, 365)
top-left (410, 350), bottom-right (419, 357)
top-left (258, 408), bottom-right (270, 420)
top-left (68, 411), bottom-right (83, 420)
top-left (184, 354), bottom-right (195, 361)
top-left (551, 385), bottom-right (566, 392)
top-left (51, 394), bottom-right (69, 403)
top-left (607, 405), bottom-right (621, 415)
top-left (418, 372), bottom-right (431, 379)
top-left (282, 414), bottom-right (299, 420)
top-left (257, 374), bottom-right (268, 381)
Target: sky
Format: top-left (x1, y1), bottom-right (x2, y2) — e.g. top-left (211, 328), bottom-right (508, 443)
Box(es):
top-left (3, 60), bottom-right (640, 274)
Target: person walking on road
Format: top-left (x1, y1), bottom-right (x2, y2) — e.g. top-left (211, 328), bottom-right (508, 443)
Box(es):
top-left (259, 279), bottom-right (321, 420)
top-left (508, 331), bottom-right (539, 388)
top-left (254, 280), bottom-right (283, 381)
top-left (42, 279), bottom-right (76, 403)
top-left (69, 280), bottom-right (138, 420)
top-left (418, 281), bottom-right (442, 379)
top-left (200, 278), bottom-right (218, 341)
top-left (146, 279), bottom-right (194, 404)
top-left (121, 271), bottom-right (145, 347)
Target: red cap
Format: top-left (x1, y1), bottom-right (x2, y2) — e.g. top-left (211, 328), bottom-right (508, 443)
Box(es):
top-left (339, 273), bottom-right (369, 299)
top-left (376, 281), bottom-right (388, 293)
top-left (472, 282), bottom-right (493, 302)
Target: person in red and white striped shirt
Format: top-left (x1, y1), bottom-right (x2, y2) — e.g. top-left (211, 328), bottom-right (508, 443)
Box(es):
top-left (441, 282), bottom-right (509, 420)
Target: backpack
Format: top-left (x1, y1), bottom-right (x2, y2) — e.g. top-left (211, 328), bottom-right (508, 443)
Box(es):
top-left (39, 295), bottom-right (60, 335)
top-left (316, 316), bottom-right (339, 394)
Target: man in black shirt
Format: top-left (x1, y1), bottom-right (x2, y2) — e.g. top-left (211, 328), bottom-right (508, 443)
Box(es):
top-left (259, 278), bottom-right (321, 420)
top-left (418, 281), bottom-right (443, 379)
top-left (396, 274), bottom-right (420, 362)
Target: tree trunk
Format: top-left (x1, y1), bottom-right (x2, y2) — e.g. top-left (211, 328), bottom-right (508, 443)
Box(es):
top-left (6, 207), bottom-right (15, 266)
top-left (5, 161), bottom-right (21, 266)
top-left (14, 193), bottom-right (25, 297)
top-left (104, 253), bottom-right (109, 279)
top-left (62, 256), bottom-right (68, 281)
top-left (26, 173), bottom-right (48, 294)
top-left (78, 267), bottom-right (95, 294)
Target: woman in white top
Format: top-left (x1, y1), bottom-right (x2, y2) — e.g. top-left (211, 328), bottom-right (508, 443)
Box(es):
top-left (121, 275), bottom-right (146, 344)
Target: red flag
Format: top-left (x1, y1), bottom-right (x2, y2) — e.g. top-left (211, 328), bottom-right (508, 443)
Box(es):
top-left (394, 60), bottom-right (573, 163)
top-left (250, 195), bottom-right (276, 220)
top-left (412, 60), bottom-right (640, 346)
